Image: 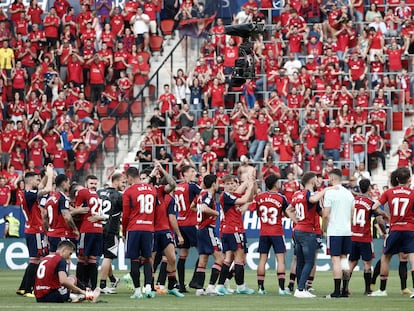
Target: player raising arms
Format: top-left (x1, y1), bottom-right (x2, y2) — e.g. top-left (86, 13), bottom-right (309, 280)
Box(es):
top-left (348, 179), bottom-right (387, 295)
top-left (97, 173), bottom-right (125, 294)
top-left (174, 165), bottom-right (202, 292)
top-left (17, 165), bottom-right (54, 297)
top-left (75, 175), bottom-right (103, 291)
top-left (193, 174), bottom-right (224, 296)
top-left (42, 174), bottom-right (79, 254)
top-left (123, 167), bottom-right (157, 299)
top-left (370, 167), bottom-right (414, 297)
top-left (253, 173), bottom-right (296, 295)
top-left (217, 174), bottom-right (255, 295)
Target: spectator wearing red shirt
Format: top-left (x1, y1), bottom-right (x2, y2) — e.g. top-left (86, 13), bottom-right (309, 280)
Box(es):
top-left (350, 125), bottom-right (365, 167)
top-left (196, 110), bottom-right (213, 134)
top-left (43, 8), bottom-right (60, 48)
top-left (9, 144), bottom-right (25, 177)
top-left (213, 106), bottom-right (230, 136)
top-left (249, 112), bottom-right (272, 162)
top-left (282, 172), bottom-right (300, 202)
top-left (307, 147), bottom-right (323, 174)
top-left (28, 138), bottom-right (47, 170)
top-left (404, 117), bottom-right (414, 154)
top-left (51, 140), bottom-right (67, 175)
top-left (300, 123), bottom-right (320, 155)
top-left (11, 61), bottom-right (27, 100)
top-left (110, 6), bottom-right (125, 38)
top-left (392, 140), bottom-right (412, 169)
top-left (366, 125), bottom-right (385, 174)
top-left (286, 25), bottom-right (303, 60)
top-left (209, 128), bottom-right (226, 161)
top-left (87, 54), bottom-right (106, 104)
top-left (73, 141), bottom-right (90, 183)
top-left (205, 77), bottom-right (226, 109)
top-left (201, 144), bottom-right (218, 173)
top-left (321, 118), bottom-right (341, 162)
top-left (345, 50), bottom-right (367, 91)
top-left (368, 102), bottom-right (387, 136)
top-left (261, 155), bottom-right (281, 181)
top-left (384, 41), bottom-right (404, 72)
top-left (132, 54), bottom-right (150, 106)
top-left (0, 176), bottom-right (10, 206)
top-left (66, 53), bottom-right (84, 87)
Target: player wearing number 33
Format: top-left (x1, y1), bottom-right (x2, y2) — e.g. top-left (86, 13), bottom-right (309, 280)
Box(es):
top-left (252, 174), bottom-right (296, 295)
top-left (122, 167), bottom-right (157, 299)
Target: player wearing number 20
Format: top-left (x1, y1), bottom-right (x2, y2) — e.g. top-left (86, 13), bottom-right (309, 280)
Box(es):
top-left (253, 174), bottom-right (296, 295)
top-left (370, 167), bottom-right (414, 297)
top-left (75, 175), bottom-right (103, 290)
top-left (123, 167), bottom-right (157, 298)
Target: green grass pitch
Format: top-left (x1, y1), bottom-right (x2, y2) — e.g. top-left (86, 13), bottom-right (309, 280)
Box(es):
top-left (1, 269), bottom-right (412, 310)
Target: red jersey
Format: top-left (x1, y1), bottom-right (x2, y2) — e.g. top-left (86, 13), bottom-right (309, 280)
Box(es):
top-left (34, 254), bottom-right (67, 299)
top-left (154, 186), bottom-right (175, 232)
top-left (292, 189), bottom-right (321, 233)
top-left (23, 190), bottom-right (44, 234)
top-left (378, 186), bottom-right (414, 232)
top-left (0, 185), bottom-right (10, 205)
top-left (44, 191), bottom-right (75, 238)
top-left (397, 149), bottom-right (412, 167)
top-left (76, 188), bottom-right (102, 233)
top-left (220, 192), bottom-right (244, 234)
top-left (158, 93), bottom-right (175, 113)
top-left (253, 191), bottom-right (289, 236)
top-left (283, 180), bottom-right (300, 202)
top-left (122, 182), bottom-right (157, 234)
top-left (197, 190), bottom-right (217, 229)
top-left (174, 182), bottom-right (201, 227)
top-left (351, 195), bottom-right (375, 242)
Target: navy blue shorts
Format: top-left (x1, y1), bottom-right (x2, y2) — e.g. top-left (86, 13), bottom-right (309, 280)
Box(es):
top-left (125, 230), bottom-right (153, 259)
top-left (349, 241), bottom-right (374, 262)
top-left (177, 226), bottom-right (197, 249)
top-left (327, 236), bottom-right (352, 256)
top-left (36, 288), bottom-right (69, 303)
top-left (258, 235), bottom-right (286, 254)
top-left (26, 233), bottom-right (45, 257)
top-left (153, 230), bottom-right (174, 253)
top-left (221, 233), bottom-right (248, 253)
top-left (49, 237), bottom-right (77, 253)
top-left (78, 233), bottom-right (103, 257)
top-left (383, 231), bottom-right (414, 255)
top-left (197, 226), bottom-right (220, 255)
top-left (103, 233), bottom-right (119, 259)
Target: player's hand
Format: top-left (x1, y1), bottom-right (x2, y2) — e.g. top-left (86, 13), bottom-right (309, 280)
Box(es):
top-left (177, 235), bottom-right (184, 246)
top-left (88, 215), bottom-right (101, 223)
top-left (73, 230), bottom-right (80, 240)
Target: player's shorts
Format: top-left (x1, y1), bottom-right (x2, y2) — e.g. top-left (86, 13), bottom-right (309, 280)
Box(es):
top-left (221, 232), bottom-right (248, 253)
top-left (125, 230), bottom-right (153, 259)
top-left (78, 233), bottom-right (103, 257)
top-left (103, 233), bottom-right (119, 259)
top-left (383, 230), bottom-right (414, 255)
top-left (153, 230), bottom-right (174, 253)
top-left (49, 236), bottom-right (78, 253)
top-left (197, 226), bottom-right (220, 255)
top-left (258, 235), bottom-right (286, 254)
top-left (26, 233), bottom-right (45, 257)
top-left (349, 241), bottom-right (374, 262)
top-left (327, 236), bottom-right (352, 256)
top-left (36, 287), bottom-right (69, 303)
top-left (177, 226), bottom-right (197, 249)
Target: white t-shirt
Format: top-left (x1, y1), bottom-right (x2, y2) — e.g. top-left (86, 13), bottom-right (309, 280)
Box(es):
top-left (324, 185), bottom-right (354, 236)
top-left (131, 13), bottom-right (150, 35)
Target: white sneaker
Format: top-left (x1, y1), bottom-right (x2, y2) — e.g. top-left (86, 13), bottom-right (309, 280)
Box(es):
top-left (369, 290), bottom-right (387, 297)
top-left (70, 293), bottom-right (85, 303)
top-left (90, 288), bottom-right (101, 303)
top-left (205, 286), bottom-right (224, 296)
top-left (101, 287), bottom-right (115, 294)
top-left (196, 289), bottom-right (206, 296)
top-left (224, 279), bottom-right (234, 293)
top-left (294, 289), bottom-right (315, 298)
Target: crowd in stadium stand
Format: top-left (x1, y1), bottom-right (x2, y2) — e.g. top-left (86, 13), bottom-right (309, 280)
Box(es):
top-left (0, 0), bottom-right (412, 204)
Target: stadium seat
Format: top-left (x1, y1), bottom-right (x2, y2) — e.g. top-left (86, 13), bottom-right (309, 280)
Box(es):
top-left (118, 118), bottom-right (130, 135)
top-left (130, 100), bottom-right (143, 117)
top-left (104, 134), bottom-right (117, 152)
top-left (97, 105), bottom-right (108, 118)
top-left (84, 85), bottom-right (91, 100)
top-left (160, 19), bottom-right (175, 45)
top-left (149, 35), bottom-right (164, 61)
top-left (117, 101), bottom-right (129, 117)
top-left (101, 118), bottom-right (116, 135)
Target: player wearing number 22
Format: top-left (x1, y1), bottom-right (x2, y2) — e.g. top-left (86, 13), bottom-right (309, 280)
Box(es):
top-left (123, 167), bottom-right (157, 299)
top-left (253, 174), bottom-right (296, 295)
top-left (75, 175), bottom-right (103, 290)
top-left (370, 167), bottom-right (414, 297)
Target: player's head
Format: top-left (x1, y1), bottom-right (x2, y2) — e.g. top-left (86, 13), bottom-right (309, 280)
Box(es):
top-left (328, 169), bottom-right (342, 184)
top-left (125, 166), bottom-right (139, 185)
top-left (359, 179), bottom-right (371, 194)
top-left (139, 168), bottom-right (156, 184)
top-left (203, 174), bottom-right (217, 190)
top-left (112, 173), bottom-right (125, 191)
top-left (55, 174), bottom-right (70, 192)
top-left (85, 175), bottom-right (98, 191)
top-left (57, 240), bottom-right (76, 259)
top-left (222, 174), bottom-right (237, 192)
top-left (301, 172), bottom-right (317, 189)
top-left (393, 167), bottom-right (411, 186)
top-left (265, 174), bottom-right (279, 191)
top-left (390, 169), bottom-right (398, 187)
top-left (24, 172), bottom-right (41, 190)
top-left (182, 165), bottom-right (197, 182)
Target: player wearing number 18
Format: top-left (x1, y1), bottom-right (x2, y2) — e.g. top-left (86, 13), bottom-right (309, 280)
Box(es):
top-left (252, 174), bottom-right (296, 295)
top-left (370, 167), bottom-right (414, 297)
top-left (75, 175), bottom-right (103, 290)
top-left (123, 167), bottom-right (157, 299)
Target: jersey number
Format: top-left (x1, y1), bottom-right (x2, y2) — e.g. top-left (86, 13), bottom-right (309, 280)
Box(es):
top-left (137, 194), bottom-right (154, 214)
top-left (352, 209), bottom-right (366, 227)
top-left (98, 198), bottom-right (112, 219)
top-left (295, 203), bottom-right (305, 221)
top-left (259, 205), bottom-right (278, 225)
top-left (89, 197), bottom-right (102, 216)
top-left (392, 197), bottom-right (409, 217)
top-left (175, 193), bottom-right (186, 212)
top-left (36, 260), bottom-right (48, 279)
